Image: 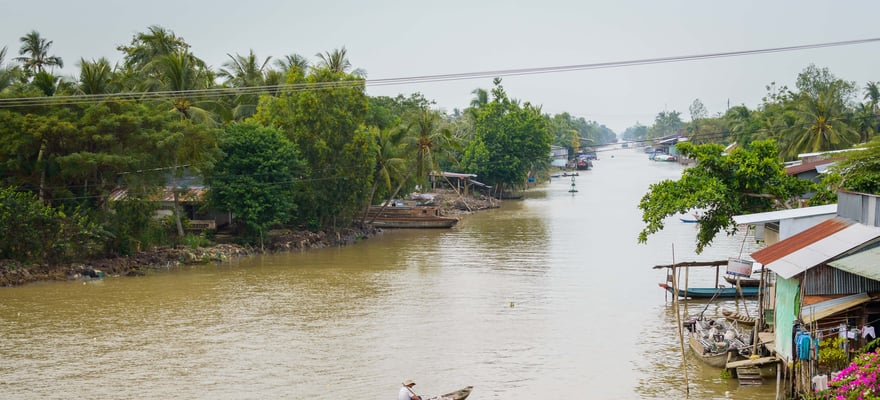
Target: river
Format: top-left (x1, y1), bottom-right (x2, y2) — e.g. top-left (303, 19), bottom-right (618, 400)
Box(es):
top-left (0, 147), bottom-right (776, 399)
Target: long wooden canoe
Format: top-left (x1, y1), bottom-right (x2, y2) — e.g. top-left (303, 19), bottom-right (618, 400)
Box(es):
top-left (426, 386), bottom-right (473, 400)
top-left (658, 283), bottom-right (758, 298)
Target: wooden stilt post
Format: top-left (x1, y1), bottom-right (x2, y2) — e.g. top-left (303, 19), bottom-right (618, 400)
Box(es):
top-left (671, 244), bottom-right (689, 397)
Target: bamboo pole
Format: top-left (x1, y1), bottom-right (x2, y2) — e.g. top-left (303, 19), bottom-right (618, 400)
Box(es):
top-left (671, 244), bottom-right (689, 397)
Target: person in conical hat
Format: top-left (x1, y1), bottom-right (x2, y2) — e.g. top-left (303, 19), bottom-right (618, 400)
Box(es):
top-left (398, 379), bottom-right (421, 400)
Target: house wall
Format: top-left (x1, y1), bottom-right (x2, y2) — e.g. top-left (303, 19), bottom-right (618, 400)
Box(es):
top-left (839, 191), bottom-right (880, 227)
top-left (779, 214), bottom-right (837, 239)
top-left (801, 264), bottom-right (880, 296)
top-left (775, 277), bottom-right (800, 362)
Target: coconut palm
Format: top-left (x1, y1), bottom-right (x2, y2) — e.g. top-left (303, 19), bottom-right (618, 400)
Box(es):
top-left (144, 50), bottom-right (214, 122)
top-left (402, 107), bottom-right (459, 190)
top-left (362, 126), bottom-right (409, 223)
top-left (218, 50), bottom-right (272, 119)
top-left (275, 53), bottom-right (309, 73)
top-left (854, 102), bottom-right (877, 144)
top-left (77, 58), bottom-right (115, 95)
top-left (117, 25), bottom-right (190, 70)
top-left (14, 30), bottom-right (63, 75)
top-left (784, 88), bottom-right (858, 159)
top-left (0, 46), bottom-right (22, 92)
top-left (219, 50), bottom-right (270, 88)
top-left (315, 47), bottom-right (364, 77)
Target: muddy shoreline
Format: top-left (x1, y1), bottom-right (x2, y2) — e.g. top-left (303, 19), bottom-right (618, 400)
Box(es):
top-left (0, 191), bottom-right (500, 287)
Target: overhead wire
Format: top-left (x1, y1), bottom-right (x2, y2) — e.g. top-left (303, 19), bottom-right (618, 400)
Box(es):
top-left (1, 37), bottom-right (879, 108)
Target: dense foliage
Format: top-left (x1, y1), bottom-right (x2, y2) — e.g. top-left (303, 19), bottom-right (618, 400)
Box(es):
top-left (638, 140), bottom-right (814, 253)
top-left (0, 27), bottom-right (567, 261)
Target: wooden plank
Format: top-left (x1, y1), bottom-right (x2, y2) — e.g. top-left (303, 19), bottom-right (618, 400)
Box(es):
top-left (652, 260), bottom-right (729, 269)
top-left (726, 356), bottom-right (778, 368)
top-left (758, 332), bottom-right (776, 354)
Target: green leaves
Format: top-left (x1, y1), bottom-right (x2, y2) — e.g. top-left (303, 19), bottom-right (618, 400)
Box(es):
top-left (638, 140), bottom-right (814, 253)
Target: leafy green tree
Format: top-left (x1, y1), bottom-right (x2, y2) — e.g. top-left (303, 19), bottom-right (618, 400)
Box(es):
top-left (253, 64), bottom-right (374, 229)
top-left (826, 136), bottom-right (880, 195)
top-left (207, 122), bottom-right (304, 246)
top-left (14, 30), bottom-right (63, 75)
top-left (638, 140), bottom-right (813, 253)
top-left (648, 110), bottom-right (684, 139)
top-left (462, 78), bottom-right (551, 194)
top-left (622, 123), bottom-right (648, 142)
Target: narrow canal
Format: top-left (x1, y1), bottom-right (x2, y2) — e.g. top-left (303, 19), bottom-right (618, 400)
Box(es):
top-left (0, 147), bottom-right (775, 399)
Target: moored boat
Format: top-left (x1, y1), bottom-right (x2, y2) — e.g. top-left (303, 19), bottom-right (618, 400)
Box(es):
top-left (723, 275), bottom-right (761, 287)
top-left (658, 283), bottom-right (759, 298)
top-left (366, 205), bottom-right (459, 229)
top-left (683, 317), bottom-right (753, 368)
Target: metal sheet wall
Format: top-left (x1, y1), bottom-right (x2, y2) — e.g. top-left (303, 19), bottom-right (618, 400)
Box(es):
top-left (801, 264), bottom-right (880, 295)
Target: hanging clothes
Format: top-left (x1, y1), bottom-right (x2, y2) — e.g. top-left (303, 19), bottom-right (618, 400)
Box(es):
top-left (863, 326), bottom-right (876, 339)
top-left (796, 333), bottom-right (813, 360)
top-left (812, 374), bottom-right (829, 391)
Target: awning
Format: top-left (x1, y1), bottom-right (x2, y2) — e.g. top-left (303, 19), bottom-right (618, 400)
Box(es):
top-left (829, 246), bottom-right (880, 281)
top-left (802, 293), bottom-right (871, 324)
top-left (733, 204), bottom-right (837, 226)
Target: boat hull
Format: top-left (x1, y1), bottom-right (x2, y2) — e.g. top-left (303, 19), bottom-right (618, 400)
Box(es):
top-left (658, 283), bottom-right (758, 298)
top-left (426, 386), bottom-right (473, 400)
top-left (370, 218), bottom-right (459, 229)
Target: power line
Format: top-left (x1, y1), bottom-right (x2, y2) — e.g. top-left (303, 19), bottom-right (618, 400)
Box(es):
top-left (1, 37), bottom-right (878, 108)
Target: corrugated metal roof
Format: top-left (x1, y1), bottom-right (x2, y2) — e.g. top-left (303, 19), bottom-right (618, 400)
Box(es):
top-left (802, 293), bottom-right (871, 324)
top-left (752, 218), bottom-right (852, 265)
top-left (752, 219), bottom-right (880, 279)
top-left (829, 246), bottom-right (880, 281)
top-left (785, 158), bottom-right (842, 176)
top-left (733, 204), bottom-right (838, 225)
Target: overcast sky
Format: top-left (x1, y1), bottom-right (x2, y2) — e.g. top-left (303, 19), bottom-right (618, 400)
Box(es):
top-left (3, 0), bottom-right (880, 133)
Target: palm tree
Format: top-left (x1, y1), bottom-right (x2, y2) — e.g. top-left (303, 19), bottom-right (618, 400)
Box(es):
top-left (145, 50), bottom-right (214, 122)
top-left (854, 102), bottom-right (876, 144)
top-left (784, 89), bottom-right (858, 159)
top-left (403, 107), bottom-right (458, 191)
top-left (275, 53), bottom-right (309, 73)
top-left (14, 30), bottom-right (63, 74)
top-left (0, 46), bottom-right (22, 92)
top-left (145, 49), bottom-right (218, 237)
top-left (219, 50), bottom-right (270, 87)
top-left (315, 47), bottom-right (364, 76)
top-left (117, 25), bottom-right (190, 70)
top-left (77, 58), bottom-right (115, 95)
top-left (362, 126), bottom-right (409, 223)
top-left (218, 50), bottom-right (272, 119)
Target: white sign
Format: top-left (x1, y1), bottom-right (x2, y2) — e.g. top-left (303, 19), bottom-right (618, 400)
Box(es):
top-left (727, 258), bottom-right (753, 277)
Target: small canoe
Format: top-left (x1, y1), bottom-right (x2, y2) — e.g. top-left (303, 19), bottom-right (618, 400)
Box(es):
top-left (658, 283), bottom-right (759, 298)
top-left (723, 276), bottom-right (761, 287)
top-left (679, 218), bottom-right (700, 223)
top-left (426, 386), bottom-right (473, 400)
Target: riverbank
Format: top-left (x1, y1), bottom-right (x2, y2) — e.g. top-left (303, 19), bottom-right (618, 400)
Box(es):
top-left (0, 190), bottom-right (500, 287)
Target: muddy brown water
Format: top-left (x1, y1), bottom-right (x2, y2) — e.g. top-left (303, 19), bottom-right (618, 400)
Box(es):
top-left (0, 148), bottom-right (777, 399)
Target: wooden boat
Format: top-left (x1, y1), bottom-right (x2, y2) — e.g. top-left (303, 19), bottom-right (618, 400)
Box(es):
top-left (723, 275), bottom-right (761, 287)
top-left (721, 307), bottom-right (758, 325)
top-left (683, 317), bottom-right (753, 368)
top-left (425, 386), bottom-right (473, 400)
top-left (367, 205), bottom-right (459, 229)
top-left (658, 283), bottom-right (758, 298)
